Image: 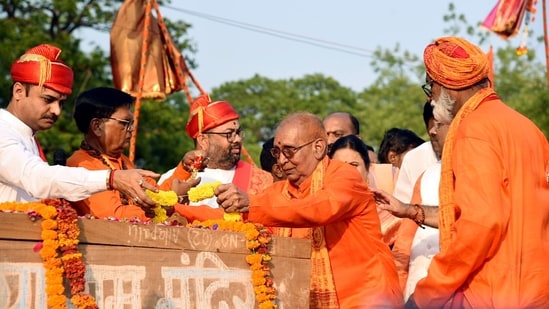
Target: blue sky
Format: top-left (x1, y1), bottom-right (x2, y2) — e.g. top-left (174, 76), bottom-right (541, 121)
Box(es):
top-left (80, 0), bottom-right (546, 92)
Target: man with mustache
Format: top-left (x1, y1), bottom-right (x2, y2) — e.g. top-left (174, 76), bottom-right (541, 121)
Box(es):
top-left (0, 44), bottom-right (159, 205)
top-left (379, 36), bottom-right (549, 308)
top-left (159, 95), bottom-right (272, 220)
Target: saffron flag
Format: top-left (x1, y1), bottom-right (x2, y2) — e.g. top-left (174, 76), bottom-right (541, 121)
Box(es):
top-left (110, 0), bottom-right (191, 100)
top-left (481, 0), bottom-right (530, 39)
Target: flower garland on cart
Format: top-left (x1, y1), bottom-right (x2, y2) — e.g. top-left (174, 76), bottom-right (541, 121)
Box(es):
top-left (1, 193), bottom-right (278, 309)
top-left (148, 184), bottom-right (279, 308)
top-left (0, 199), bottom-right (98, 309)
top-left (187, 217), bottom-right (278, 309)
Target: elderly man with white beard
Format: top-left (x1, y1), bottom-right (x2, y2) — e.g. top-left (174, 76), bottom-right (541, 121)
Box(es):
top-left (375, 36), bottom-right (549, 309)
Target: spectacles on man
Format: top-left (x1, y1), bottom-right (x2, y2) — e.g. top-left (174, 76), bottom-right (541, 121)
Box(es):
top-left (105, 117), bottom-right (135, 131)
top-left (422, 81), bottom-right (434, 97)
top-left (270, 139), bottom-right (316, 159)
top-left (202, 128), bottom-right (245, 143)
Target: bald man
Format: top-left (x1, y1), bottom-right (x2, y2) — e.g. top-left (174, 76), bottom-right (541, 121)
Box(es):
top-left (215, 112), bottom-right (403, 308)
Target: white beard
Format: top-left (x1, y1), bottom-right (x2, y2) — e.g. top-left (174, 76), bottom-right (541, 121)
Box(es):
top-left (431, 88), bottom-right (455, 124)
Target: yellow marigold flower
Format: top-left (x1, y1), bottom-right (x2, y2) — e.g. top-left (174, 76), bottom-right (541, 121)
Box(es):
top-left (34, 204), bottom-right (57, 219)
top-left (41, 218), bottom-right (57, 230)
top-left (153, 206), bottom-right (168, 223)
top-left (41, 229), bottom-right (58, 240)
top-left (223, 212), bottom-right (242, 222)
top-left (188, 181), bottom-right (222, 202)
top-left (245, 228), bottom-right (260, 240)
top-left (252, 275), bottom-right (266, 286)
top-left (246, 254), bottom-right (263, 265)
top-left (247, 239), bottom-right (260, 250)
top-left (145, 189), bottom-right (178, 206)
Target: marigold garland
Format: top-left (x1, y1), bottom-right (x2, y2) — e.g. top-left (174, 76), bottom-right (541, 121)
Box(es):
top-left (1, 200), bottom-right (277, 308)
top-left (0, 200), bottom-right (98, 309)
top-left (187, 181), bottom-right (222, 202)
top-left (187, 219), bottom-right (278, 308)
top-left (145, 189), bottom-right (178, 223)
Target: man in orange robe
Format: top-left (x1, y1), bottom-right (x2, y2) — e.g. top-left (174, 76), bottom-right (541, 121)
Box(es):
top-left (216, 112), bottom-right (403, 308)
top-left (159, 95), bottom-right (272, 221)
top-left (67, 87), bottom-right (196, 221)
top-left (403, 36), bottom-right (549, 308)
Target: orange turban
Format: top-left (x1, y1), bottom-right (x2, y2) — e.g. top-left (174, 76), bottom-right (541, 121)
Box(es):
top-left (10, 44), bottom-right (74, 95)
top-left (424, 37), bottom-right (489, 90)
top-left (186, 94), bottom-right (239, 139)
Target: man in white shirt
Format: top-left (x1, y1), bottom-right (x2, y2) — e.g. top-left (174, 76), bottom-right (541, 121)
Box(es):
top-left (392, 102), bottom-right (438, 203)
top-left (0, 44), bottom-right (158, 206)
top-left (159, 95), bottom-right (272, 209)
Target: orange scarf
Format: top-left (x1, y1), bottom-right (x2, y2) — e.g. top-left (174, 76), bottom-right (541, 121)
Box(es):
top-left (439, 87), bottom-right (499, 251)
top-left (279, 159), bottom-right (339, 308)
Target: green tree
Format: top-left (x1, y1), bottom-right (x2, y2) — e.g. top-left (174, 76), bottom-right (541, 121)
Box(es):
top-left (210, 73), bottom-right (358, 161)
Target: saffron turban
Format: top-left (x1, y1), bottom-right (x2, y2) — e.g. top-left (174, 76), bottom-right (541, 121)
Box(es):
top-left (186, 94), bottom-right (239, 139)
top-left (424, 37), bottom-right (489, 90)
top-left (10, 44), bottom-right (74, 95)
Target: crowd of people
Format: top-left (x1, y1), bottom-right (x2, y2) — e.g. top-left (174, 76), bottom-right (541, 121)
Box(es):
top-left (1, 36), bottom-right (548, 308)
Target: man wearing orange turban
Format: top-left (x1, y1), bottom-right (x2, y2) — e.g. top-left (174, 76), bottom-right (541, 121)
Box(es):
top-left (159, 94), bottom-right (273, 220)
top-left (399, 36), bottom-right (549, 308)
top-left (0, 43), bottom-right (159, 207)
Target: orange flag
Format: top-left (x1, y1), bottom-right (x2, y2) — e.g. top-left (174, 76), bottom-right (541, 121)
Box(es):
top-left (110, 0), bottom-right (196, 100)
top-left (481, 0), bottom-right (530, 39)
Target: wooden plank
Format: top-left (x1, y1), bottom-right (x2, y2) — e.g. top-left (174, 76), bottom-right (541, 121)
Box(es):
top-left (0, 212), bottom-right (312, 307)
top-left (0, 239), bottom-right (311, 308)
top-left (0, 212), bottom-right (311, 259)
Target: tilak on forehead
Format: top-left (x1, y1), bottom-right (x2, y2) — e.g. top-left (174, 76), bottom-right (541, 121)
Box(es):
top-left (10, 44), bottom-right (74, 95)
top-left (185, 94), bottom-right (239, 139)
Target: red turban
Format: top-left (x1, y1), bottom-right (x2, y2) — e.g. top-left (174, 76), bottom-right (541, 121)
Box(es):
top-left (424, 37), bottom-right (489, 90)
top-left (10, 44), bottom-right (74, 95)
top-left (186, 94), bottom-right (239, 139)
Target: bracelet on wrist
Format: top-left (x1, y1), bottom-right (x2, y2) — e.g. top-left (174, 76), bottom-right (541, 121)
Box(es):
top-left (412, 204), bottom-right (425, 229)
top-left (109, 169), bottom-right (117, 190)
top-left (106, 169), bottom-right (112, 190)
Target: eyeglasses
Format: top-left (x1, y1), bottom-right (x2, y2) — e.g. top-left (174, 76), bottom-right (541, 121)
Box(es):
top-left (270, 139), bottom-right (316, 159)
top-left (202, 128), bottom-right (245, 143)
top-left (105, 117), bottom-right (135, 131)
top-left (422, 81), bottom-right (433, 97)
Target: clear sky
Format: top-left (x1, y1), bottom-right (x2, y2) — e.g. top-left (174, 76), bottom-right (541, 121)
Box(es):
top-left (80, 0), bottom-right (546, 92)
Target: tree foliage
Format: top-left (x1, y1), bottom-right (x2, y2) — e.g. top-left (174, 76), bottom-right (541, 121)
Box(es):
top-left (0, 0), bottom-right (196, 172)
top-left (0, 1), bottom-right (546, 171)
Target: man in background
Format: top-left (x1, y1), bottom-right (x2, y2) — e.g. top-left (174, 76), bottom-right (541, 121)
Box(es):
top-left (159, 95), bottom-right (272, 220)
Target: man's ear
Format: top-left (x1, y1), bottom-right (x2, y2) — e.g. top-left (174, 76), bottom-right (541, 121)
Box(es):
top-left (12, 82), bottom-right (26, 100)
top-left (196, 134), bottom-right (209, 150)
top-left (313, 138), bottom-right (327, 160)
top-left (387, 150), bottom-right (397, 165)
top-left (90, 118), bottom-right (104, 136)
top-left (272, 163), bottom-right (284, 179)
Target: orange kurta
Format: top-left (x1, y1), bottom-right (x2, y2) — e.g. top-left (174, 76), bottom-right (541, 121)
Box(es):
top-left (249, 158), bottom-right (403, 308)
top-left (67, 149), bottom-right (154, 221)
top-left (167, 160), bottom-right (273, 221)
top-left (414, 98), bottom-right (549, 308)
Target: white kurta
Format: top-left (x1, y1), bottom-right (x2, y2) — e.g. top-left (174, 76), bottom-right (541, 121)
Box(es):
top-left (0, 109), bottom-right (107, 202)
top-left (393, 141), bottom-right (438, 203)
top-left (404, 162), bottom-right (441, 301)
top-left (159, 166), bottom-right (236, 208)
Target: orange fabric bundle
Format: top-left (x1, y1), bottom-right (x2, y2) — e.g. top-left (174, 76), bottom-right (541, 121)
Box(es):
top-left (424, 37), bottom-right (489, 89)
top-left (10, 44), bottom-right (74, 95)
top-left (185, 94), bottom-right (239, 139)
